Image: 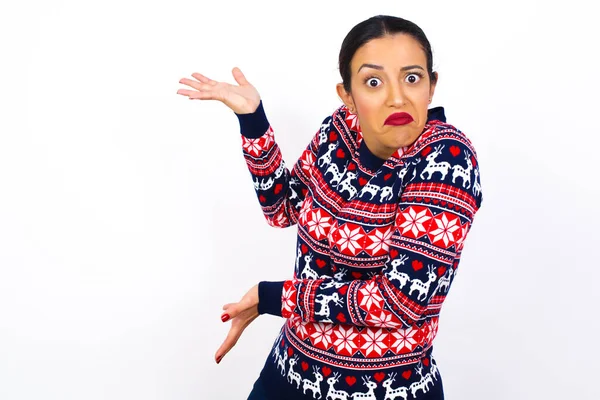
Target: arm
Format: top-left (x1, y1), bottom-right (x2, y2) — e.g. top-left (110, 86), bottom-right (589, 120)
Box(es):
top-left (237, 101), bottom-right (331, 228)
top-left (259, 132), bottom-right (483, 327)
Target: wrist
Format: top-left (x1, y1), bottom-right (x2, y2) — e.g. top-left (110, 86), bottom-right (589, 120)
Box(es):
top-left (235, 100), bottom-right (270, 139)
top-left (257, 281), bottom-right (285, 317)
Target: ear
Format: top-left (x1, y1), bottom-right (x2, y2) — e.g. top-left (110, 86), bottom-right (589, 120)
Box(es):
top-left (429, 72), bottom-right (439, 99)
top-left (336, 83), bottom-right (355, 110)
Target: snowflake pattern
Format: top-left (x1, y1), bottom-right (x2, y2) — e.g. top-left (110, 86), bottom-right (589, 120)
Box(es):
top-left (306, 209), bottom-right (332, 240)
top-left (365, 309), bottom-right (402, 329)
top-left (269, 212), bottom-right (288, 227)
top-left (346, 112), bottom-right (360, 130)
top-left (282, 284), bottom-right (297, 318)
top-left (332, 325), bottom-right (359, 356)
top-left (360, 328), bottom-right (389, 357)
top-left (298, 197), bottom-right (313, 225)
top-left (428, 318), bottom-right (439, 343)
top-left (390, 326), bottom-right (418, 354)
top-left (428, 212), bottom-right (461, 248)
top-left (294, 319), bottom-right (311, 341)
top-left (358, 281), bottom-right (384, 312)
top-left (309, 322), bottom-right (334, 350)
top-left (397, 206), bottom-right (433, 239)
top-left (300, 150), bottom-right (315, 175)
top-left (420, 322), bottom-right (432, 346)
top-left (334, 223), bottom-right (365, 256)
top-left (365, 227), bottom-right (393, 256)
top-left (454, 221), bottom-right (470, 251)
top-left (241, 129), bottom-right (273, 157)
top-left (288, 320), bottom-right (443, 358)
top-left (242, 137), bottom-right (263, 157)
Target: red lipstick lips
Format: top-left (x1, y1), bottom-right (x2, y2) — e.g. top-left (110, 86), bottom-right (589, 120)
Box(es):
top-left (385, 112), bottom-right (413, 126)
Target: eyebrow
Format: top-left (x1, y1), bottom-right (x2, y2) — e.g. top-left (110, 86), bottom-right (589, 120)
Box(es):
top-left (357, 63), bottom-right (425, 73)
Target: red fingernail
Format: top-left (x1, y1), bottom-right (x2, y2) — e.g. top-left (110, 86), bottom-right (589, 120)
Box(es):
top-left (216, 355), bottom-right (222, 364)
top-left (221, 314), bottom-right (230, 322)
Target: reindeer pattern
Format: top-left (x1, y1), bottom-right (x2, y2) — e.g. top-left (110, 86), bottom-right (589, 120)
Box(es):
top-left (268, 339), bottom-right (442, 399)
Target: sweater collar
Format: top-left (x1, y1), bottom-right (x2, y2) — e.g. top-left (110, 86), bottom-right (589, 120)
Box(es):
top-left (358, 106), bottom-right (447, 171)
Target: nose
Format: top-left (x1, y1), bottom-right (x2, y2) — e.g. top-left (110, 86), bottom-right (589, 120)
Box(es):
top-left (386, 81), bottom-right (407, 108)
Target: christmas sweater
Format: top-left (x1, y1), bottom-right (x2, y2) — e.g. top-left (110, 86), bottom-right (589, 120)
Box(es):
top-left (236, 101), bottom-right (482, 399)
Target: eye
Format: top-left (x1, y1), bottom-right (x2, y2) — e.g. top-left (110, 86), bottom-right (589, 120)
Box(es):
top-left (405, 73), bottom-right (423, 84)
top-left (365, 77), bottom-right (382, 88)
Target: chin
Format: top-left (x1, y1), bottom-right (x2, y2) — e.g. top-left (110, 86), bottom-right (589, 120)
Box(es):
top-left (395, 127), bottom-right (421, 145)
top-left (388, 133), bottom-right (414, 149)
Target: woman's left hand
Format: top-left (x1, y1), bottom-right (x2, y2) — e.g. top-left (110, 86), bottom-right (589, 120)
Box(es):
top-left (215, 284), bottom-right (260, 364)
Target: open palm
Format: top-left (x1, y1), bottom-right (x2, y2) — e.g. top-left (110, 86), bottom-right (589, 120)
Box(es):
top-left (177, 67), bottom-right (261, 114)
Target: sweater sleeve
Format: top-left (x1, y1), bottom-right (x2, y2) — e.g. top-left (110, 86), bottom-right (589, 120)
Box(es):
top-left (237, 101), bottom-right (331, 228)
top-left (261, 133), bottom-right (483, 326)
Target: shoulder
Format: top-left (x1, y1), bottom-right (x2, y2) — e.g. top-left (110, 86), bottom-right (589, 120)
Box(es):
top-left (406, 120), bottom-right (483, 210)
top-left (413, 120), bottom-right (479, 162)
top-left (315, 104), bottom-right (361, 152)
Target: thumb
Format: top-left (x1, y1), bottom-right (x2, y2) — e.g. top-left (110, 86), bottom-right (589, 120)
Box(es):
top-left (232, 67), bottom-right (250, 86)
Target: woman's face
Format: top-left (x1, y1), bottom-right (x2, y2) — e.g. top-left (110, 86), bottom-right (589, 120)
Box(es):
top-left (337, 33), bottom-right (437, 160)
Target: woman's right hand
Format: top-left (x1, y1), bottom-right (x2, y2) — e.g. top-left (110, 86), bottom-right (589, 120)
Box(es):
top-left (177, 67), bottom-right (261, 114)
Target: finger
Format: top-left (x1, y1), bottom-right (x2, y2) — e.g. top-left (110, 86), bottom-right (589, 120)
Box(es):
top-left (220, 303), bottom-right (241, 321)
top-left (179, 78), bottom-right (211, 92)
top-left (221, 303), bottom-right (235, 322)
top-left (176, 89), bottom-right (217, 101)
top-left (220, 298), bottom-right (257, 322)
top-left (188, 91), bottom-right (216, 100)
top-left (191, 72), bottom-right (218, 86)
top-left (232, 67), bottom-right (249, 86)
top-left (215, 325), bottom-right (243, 362)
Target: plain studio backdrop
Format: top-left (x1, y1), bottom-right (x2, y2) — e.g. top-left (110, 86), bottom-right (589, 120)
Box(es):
top-left (0, 0), bottom-right (598, 399)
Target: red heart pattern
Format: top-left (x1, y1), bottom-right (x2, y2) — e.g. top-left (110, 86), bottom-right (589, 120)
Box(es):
top-left (412, 260), bottom-right (424, 271)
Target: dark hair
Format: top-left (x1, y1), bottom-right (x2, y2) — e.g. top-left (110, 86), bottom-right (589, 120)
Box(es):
top-left (338, 15), bottom-right (437, 93)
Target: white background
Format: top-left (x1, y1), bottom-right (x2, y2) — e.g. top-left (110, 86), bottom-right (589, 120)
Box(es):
top-left (1, 0), bottom-right (598, 399)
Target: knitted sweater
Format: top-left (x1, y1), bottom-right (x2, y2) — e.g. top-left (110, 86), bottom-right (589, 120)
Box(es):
top-left (236, 101), bottom-right (482, 399)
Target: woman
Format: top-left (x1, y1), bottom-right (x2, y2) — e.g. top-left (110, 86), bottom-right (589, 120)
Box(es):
top-left (177, 15), bottom-right (482, 400)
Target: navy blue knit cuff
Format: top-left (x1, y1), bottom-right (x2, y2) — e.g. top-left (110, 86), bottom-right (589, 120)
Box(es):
top-left (235, 100), bottom-right (270, 139)
top-left (258, 281), bottom-right (284, 317)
